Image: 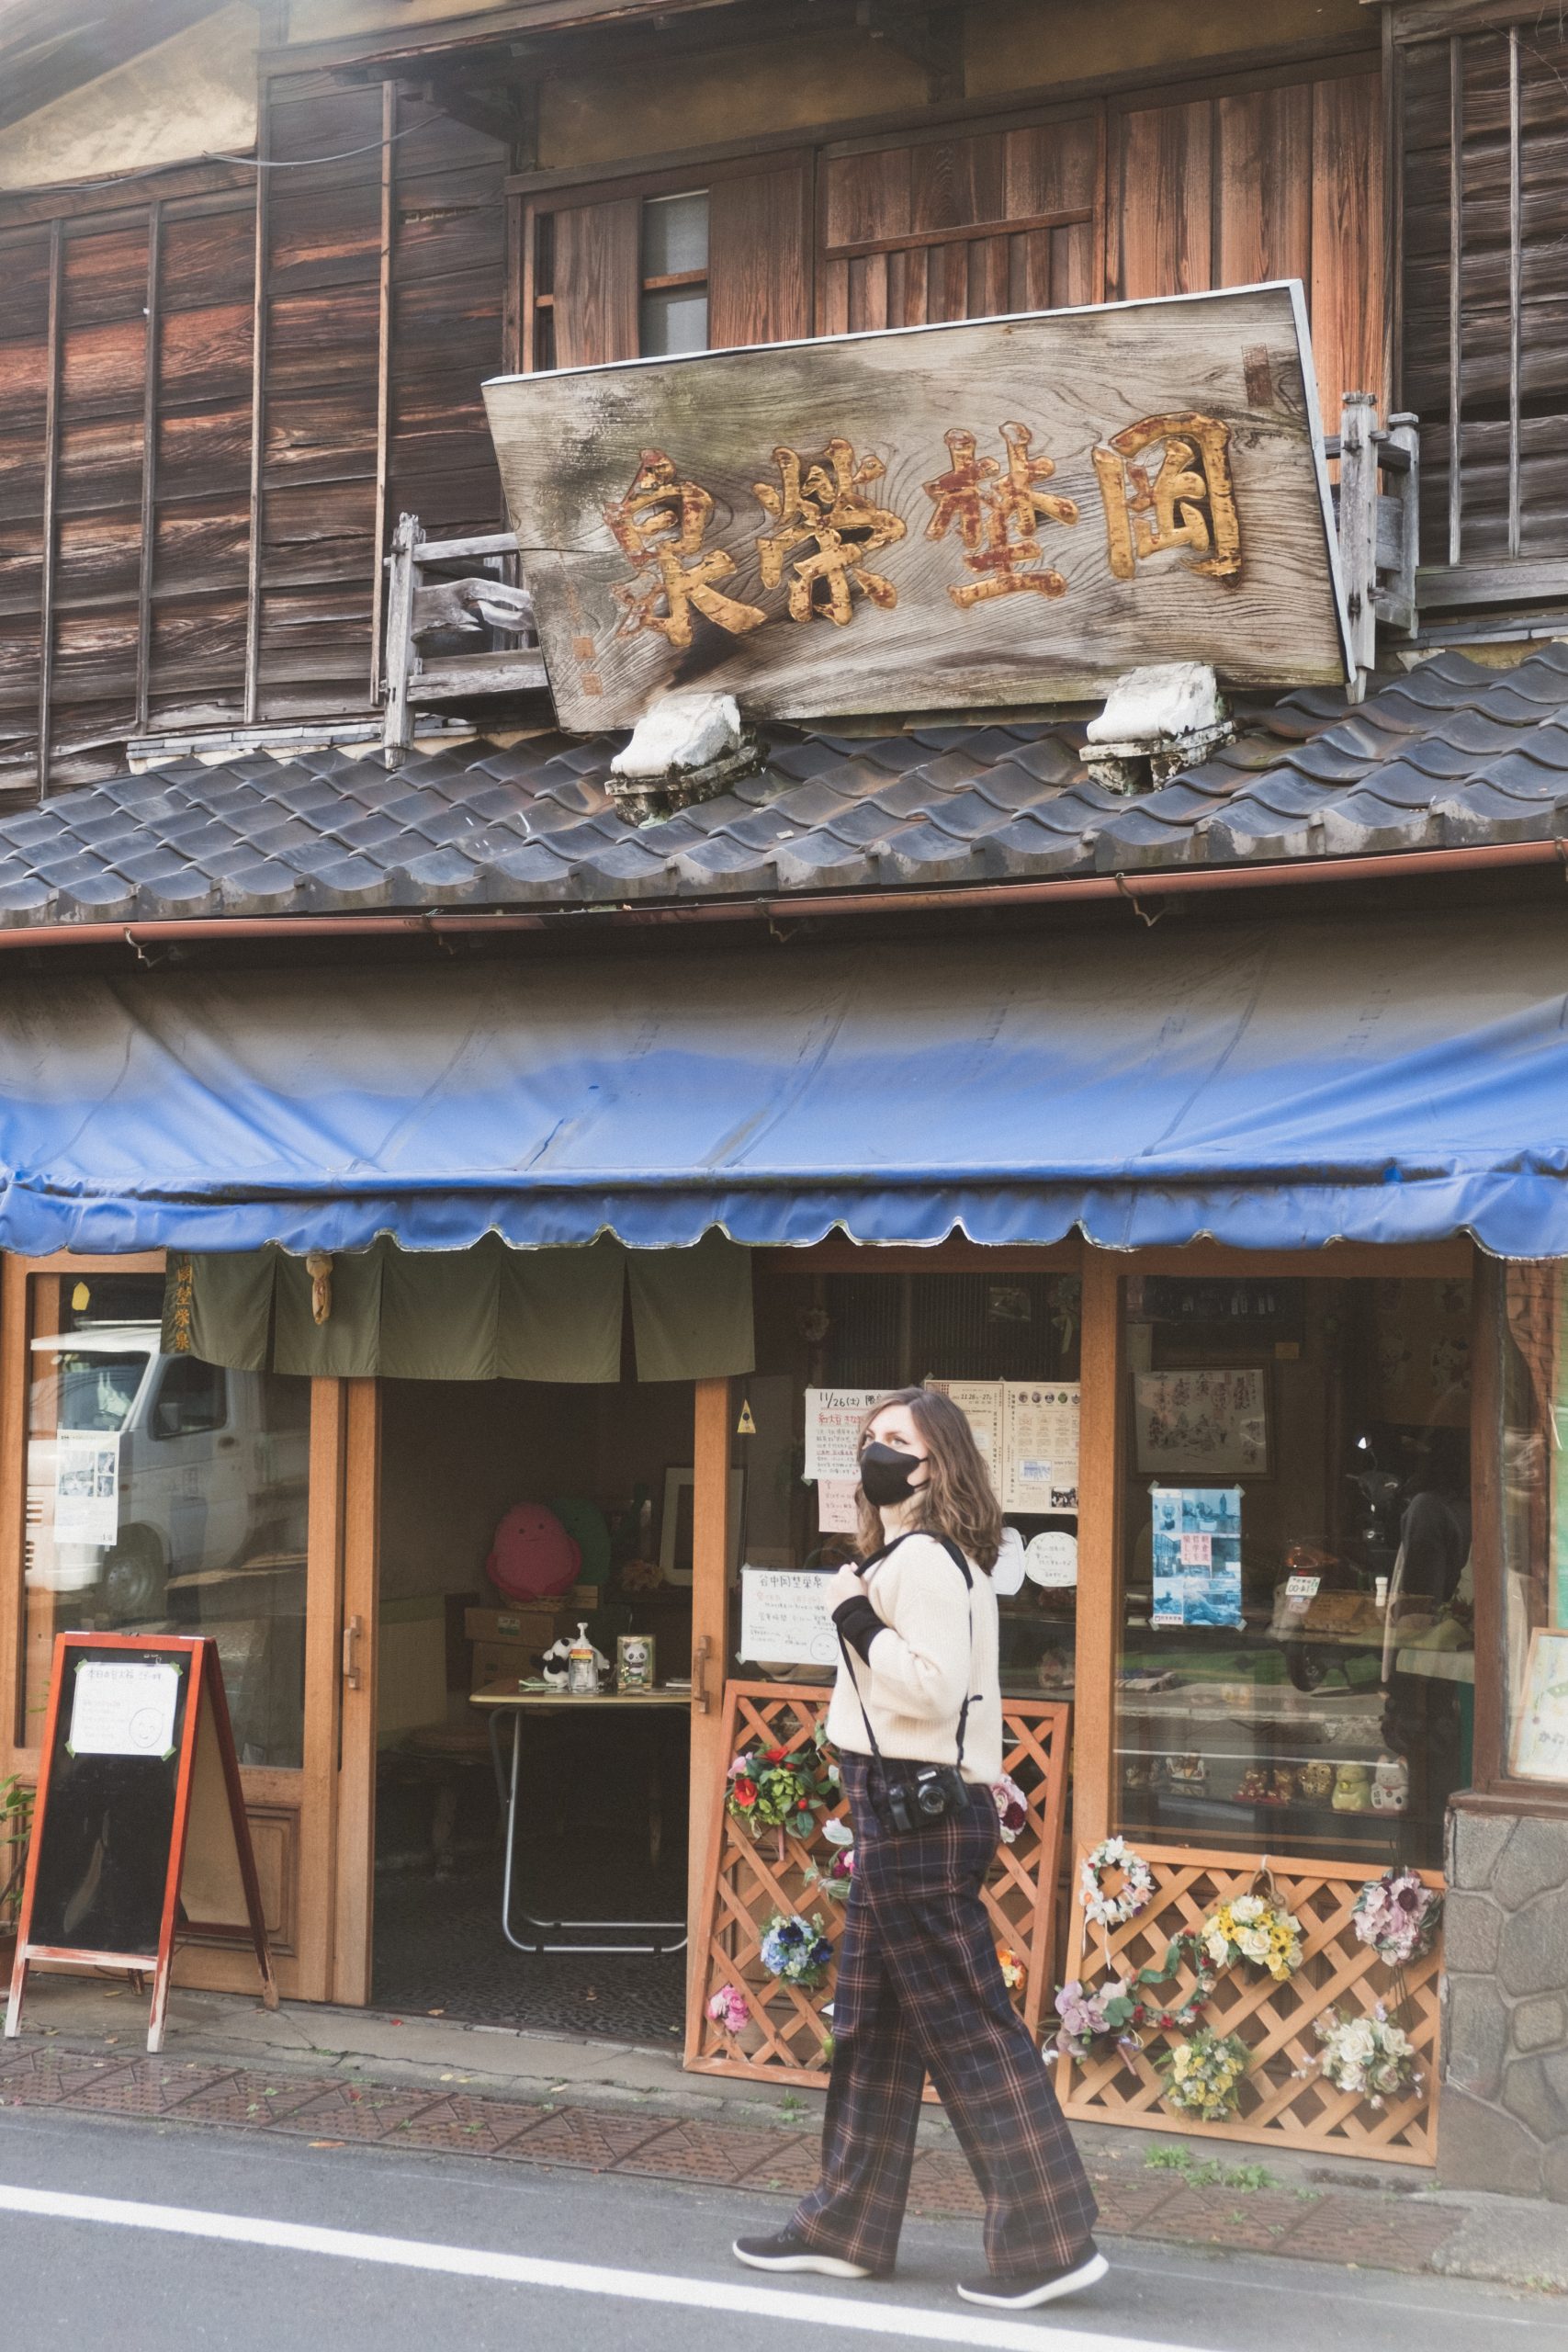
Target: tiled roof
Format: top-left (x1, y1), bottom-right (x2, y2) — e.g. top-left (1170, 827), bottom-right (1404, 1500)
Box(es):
top-left (4, 646), bottom-right (1568, 927)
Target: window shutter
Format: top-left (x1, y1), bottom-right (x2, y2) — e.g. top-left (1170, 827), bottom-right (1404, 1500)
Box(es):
top-left (707, 161), bottom-right (810, 348)
top-left (549, 196), bottom-right (640, 368)
top-left (1401, 15), bottom-right (1568, 595)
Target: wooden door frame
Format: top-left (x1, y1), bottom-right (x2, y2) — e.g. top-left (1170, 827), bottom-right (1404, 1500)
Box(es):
top-left (0, 1249), bottom-right (350, 2003)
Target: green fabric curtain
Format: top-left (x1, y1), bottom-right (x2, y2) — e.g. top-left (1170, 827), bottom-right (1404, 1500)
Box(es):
top-left (162, 1234), bottom-right (753, 1385)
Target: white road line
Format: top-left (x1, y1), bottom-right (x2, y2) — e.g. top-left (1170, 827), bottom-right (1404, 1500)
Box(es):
top-left (0, 2180), bottom-right (1186, 2352)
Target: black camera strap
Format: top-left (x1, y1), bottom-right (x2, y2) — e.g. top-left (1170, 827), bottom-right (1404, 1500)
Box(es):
top-left (835, 1531), bottom-right (976, 1777)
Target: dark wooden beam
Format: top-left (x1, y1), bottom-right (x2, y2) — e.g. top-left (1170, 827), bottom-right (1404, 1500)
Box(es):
top-left (135, 200), bottom-right (162, 737)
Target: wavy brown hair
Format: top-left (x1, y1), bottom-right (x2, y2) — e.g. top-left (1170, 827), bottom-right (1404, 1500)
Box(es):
top-left (855, 1385), bottom-right (1003, 1571)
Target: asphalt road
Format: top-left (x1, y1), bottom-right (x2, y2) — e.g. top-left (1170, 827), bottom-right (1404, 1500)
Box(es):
top-left (0, 2103), bottom-right (1563, 2352)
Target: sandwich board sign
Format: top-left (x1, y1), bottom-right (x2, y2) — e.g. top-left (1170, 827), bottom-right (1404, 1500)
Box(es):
top-left (483, 279), bottom-right (1351, 731)
top-left (6, 1634), bottom-right (277, 2051)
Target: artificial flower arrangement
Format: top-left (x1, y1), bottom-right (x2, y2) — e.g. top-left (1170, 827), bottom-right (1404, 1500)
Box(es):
top-left (1200, 1891), bottom-right (1304, 1984)
top-left (1156, 2026), bottom-right (1251, 2121)
top-left (991, 1774), bottom-right (1029, 1846)
top-left (997, 1946), bottom-right (1025, 1994)
top-left (1309, 2005), bottom-right (1420, 2108)
top-left (1054, 1975), bottom-right (1144, 2062)
top-left (1079, 1836), bottom-right (1156, 1929)
top-left (802, 1847), bottom-right (855, 1902)
top-left (1350, 1868), bottom-right (1442, 1967)
top-left (726, 1733), bottom-right (835, 1844)
top-left (705, 1984), bottom-right (750, 2035)
top-left (759, 1910), bottom-right (835, 1987)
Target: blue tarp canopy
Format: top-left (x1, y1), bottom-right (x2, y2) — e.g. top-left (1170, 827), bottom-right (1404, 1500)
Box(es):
top-left (1, 902), bottom-right (1565, 1258)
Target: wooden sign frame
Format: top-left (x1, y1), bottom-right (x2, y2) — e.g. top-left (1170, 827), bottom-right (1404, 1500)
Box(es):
top-left (5, 1634), bottom-right (277, 2052)
top-left (484, 281), bottom-right (1352, 731)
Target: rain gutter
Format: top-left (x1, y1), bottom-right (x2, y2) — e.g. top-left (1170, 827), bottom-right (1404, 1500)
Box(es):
top-left (0, 835), bottom-right (1559, 953)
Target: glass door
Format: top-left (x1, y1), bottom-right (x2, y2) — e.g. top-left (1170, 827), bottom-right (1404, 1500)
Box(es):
top-left (0, 1255), bottom-right (346, 2000)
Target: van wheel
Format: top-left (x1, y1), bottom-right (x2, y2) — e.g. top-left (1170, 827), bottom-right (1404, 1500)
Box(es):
top-left (102, 1528), bottom-right (166, 1624)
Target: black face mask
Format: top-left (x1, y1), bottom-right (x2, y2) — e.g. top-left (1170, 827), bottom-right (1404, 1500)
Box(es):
top-left (859, 1441), bottom-right (925, 1508)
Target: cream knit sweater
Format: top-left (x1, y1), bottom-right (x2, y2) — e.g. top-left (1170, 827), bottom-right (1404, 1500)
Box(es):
top-left (826, 1531), bottom-right (1002, 1786)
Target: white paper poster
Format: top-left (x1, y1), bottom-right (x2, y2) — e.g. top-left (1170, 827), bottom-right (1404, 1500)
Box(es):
top-left (1025, 1529), bottom-right (1078, 1588)
top-left (1134, 1368), bottom-right (1267, 1476)
top-left (1001, 1383), bottom-right (1080, 1512)
top-left (53, 1430), bottom-right (120, 1548)
top-left (923, 1379), bottom-right (1003, 1486)
top-left (817, 1476), bottom-right (861, 1535)
top-left (739, 1567), bottom-right (838, 1666)
top-left (804, 1388), bottom-right (880, 1483)
top-left (68, 1658), bottom-right (180, 1758)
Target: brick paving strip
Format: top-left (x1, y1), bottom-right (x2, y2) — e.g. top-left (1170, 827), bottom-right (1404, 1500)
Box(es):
top-left (0, 2040), bottom-right (1466, 2278)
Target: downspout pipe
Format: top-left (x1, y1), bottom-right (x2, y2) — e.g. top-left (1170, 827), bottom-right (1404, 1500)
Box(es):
top-left (0, 835), bottom-right (1558, 953)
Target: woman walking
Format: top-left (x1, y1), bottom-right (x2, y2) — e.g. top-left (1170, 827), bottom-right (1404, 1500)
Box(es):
top-left (733, 1386), bottom-right (1105, 2311)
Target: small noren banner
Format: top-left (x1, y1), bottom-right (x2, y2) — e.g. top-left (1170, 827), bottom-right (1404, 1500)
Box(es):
top-left (484, 281), bottom-right (1350, 730)
top-left (6, 1634), bottom-right (277, 2052)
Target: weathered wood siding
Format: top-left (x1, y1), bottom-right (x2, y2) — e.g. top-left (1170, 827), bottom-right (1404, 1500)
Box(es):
top-left (0, 74), bottom-right (508, 795)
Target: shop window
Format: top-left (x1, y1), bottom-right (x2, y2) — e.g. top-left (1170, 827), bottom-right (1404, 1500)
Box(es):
top-left (1501, 1267), bottom-right (1568, 1785)
top-left (754, 1269), bottom-right (1082, 1696)
top-left (21, 1271), bottom-right (311, 1770)
top-left (1114, 1275), bottom-right (1474, 1870)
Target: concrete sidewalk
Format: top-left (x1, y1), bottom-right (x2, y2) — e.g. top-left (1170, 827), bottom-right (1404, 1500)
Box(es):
top-left (2, 1975), bottom-right (1563, 2298)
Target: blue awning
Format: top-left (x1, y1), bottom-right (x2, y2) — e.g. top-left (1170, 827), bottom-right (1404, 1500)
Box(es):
top-left (0, 902), bottom-right (1565, 1258)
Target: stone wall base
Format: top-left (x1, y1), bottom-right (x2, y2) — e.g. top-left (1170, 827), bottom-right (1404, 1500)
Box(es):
top-left (1441, 1804), bottom-right (1568, 2199)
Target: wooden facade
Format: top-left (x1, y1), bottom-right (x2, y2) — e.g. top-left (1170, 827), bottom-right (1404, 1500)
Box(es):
top-left (0, 0), bottom-right (1400, 797)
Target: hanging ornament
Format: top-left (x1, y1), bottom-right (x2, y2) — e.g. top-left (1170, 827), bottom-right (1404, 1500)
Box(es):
top-left (736, 1396), bottom-right (757, 1436)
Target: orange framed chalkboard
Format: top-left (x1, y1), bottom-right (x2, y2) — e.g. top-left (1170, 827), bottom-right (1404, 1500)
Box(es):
top-left (5, 1633), bottom-right (276, 2051)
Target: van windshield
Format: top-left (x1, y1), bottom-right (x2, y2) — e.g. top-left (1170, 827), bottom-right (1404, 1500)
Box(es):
top-left (32, 1323), bottom-right (159, 1432)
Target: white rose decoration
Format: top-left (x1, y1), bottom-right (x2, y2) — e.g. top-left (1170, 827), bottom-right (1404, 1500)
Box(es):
top-left (1238, 1928), bottom-right (1271, 1963)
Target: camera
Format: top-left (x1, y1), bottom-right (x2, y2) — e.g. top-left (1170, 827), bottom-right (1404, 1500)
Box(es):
top-left (873, 1760), bottom-right (968, 1836)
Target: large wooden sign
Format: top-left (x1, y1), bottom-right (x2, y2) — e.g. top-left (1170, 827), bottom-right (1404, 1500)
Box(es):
top-left (6, 1634), bottom-right (276, 2052)
top-left (484, 282), bottom-right (1350, 732)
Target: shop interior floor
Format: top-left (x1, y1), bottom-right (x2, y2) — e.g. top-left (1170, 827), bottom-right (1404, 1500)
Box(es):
top-left (371, 1848), bottom-right (687, 2042)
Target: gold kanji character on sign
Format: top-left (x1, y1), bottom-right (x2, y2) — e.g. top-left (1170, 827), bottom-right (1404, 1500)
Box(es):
top-left (923, 421), bottom-right (1079, 606)
top-left (604, 448), bottom-right (766, 650)
top-left (752, 438), bottom-right (906, 625)
top-left (1091, 413), bottom-right (1241, 582)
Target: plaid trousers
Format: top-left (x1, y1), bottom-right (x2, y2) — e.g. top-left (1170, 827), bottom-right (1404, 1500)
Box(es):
top-left (791, 1755), bottom-right (1099, 2279)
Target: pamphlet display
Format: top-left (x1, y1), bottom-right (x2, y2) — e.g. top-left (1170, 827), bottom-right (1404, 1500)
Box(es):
top-left (53, 1430), bottom-right (120, 1549)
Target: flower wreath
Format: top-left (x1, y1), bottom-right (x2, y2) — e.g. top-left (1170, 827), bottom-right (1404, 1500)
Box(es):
top-left (1306, 2003), bottom-right (1420, 2109)
top-left (1157, 2025), bottom-right (1250, 2121)
top-left (1350, 1868), bottom-right (1442, 1968)
top-left (1201, 1891), bottom-right (1304, 1984)
top-left (1078, 1837), bottom-right (1156, 1929)
top-left (759, 1910), bottom-right (835, 1987)
top-left (726, 1733), bottom-right (835, 1843)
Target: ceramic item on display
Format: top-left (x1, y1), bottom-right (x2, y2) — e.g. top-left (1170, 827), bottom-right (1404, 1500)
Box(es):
top-left (616, 1633), bottom-right (656, 1692)
top-left (1234, 1765), bottom-right (1269, 1804)
top-left (1332, 1762), bottom-right (1372, 1813)
top-left (1297, 1759), bottom-right (1335, 1803)
top-left (1371, 1752), bottom-right (1409, 1814)
top-left (1164, 1753), bottom-right (1207, 1793)
top-left (1122, 1757), bottom-right (1153, 1792)
top-left (1035, 1646), bottom-right (1071, 1691)
top-left (992, 1527), bottom-right (1027, 1596)
top-left (1269, 1767), bottom-right (1297, 1805)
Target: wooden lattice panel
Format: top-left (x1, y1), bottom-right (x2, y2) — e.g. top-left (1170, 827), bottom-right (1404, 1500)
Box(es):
top-left (685, 1682), bottom-right (1070, 2090)
top-left (1055, 1843), bottom-right (1443, 2165)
